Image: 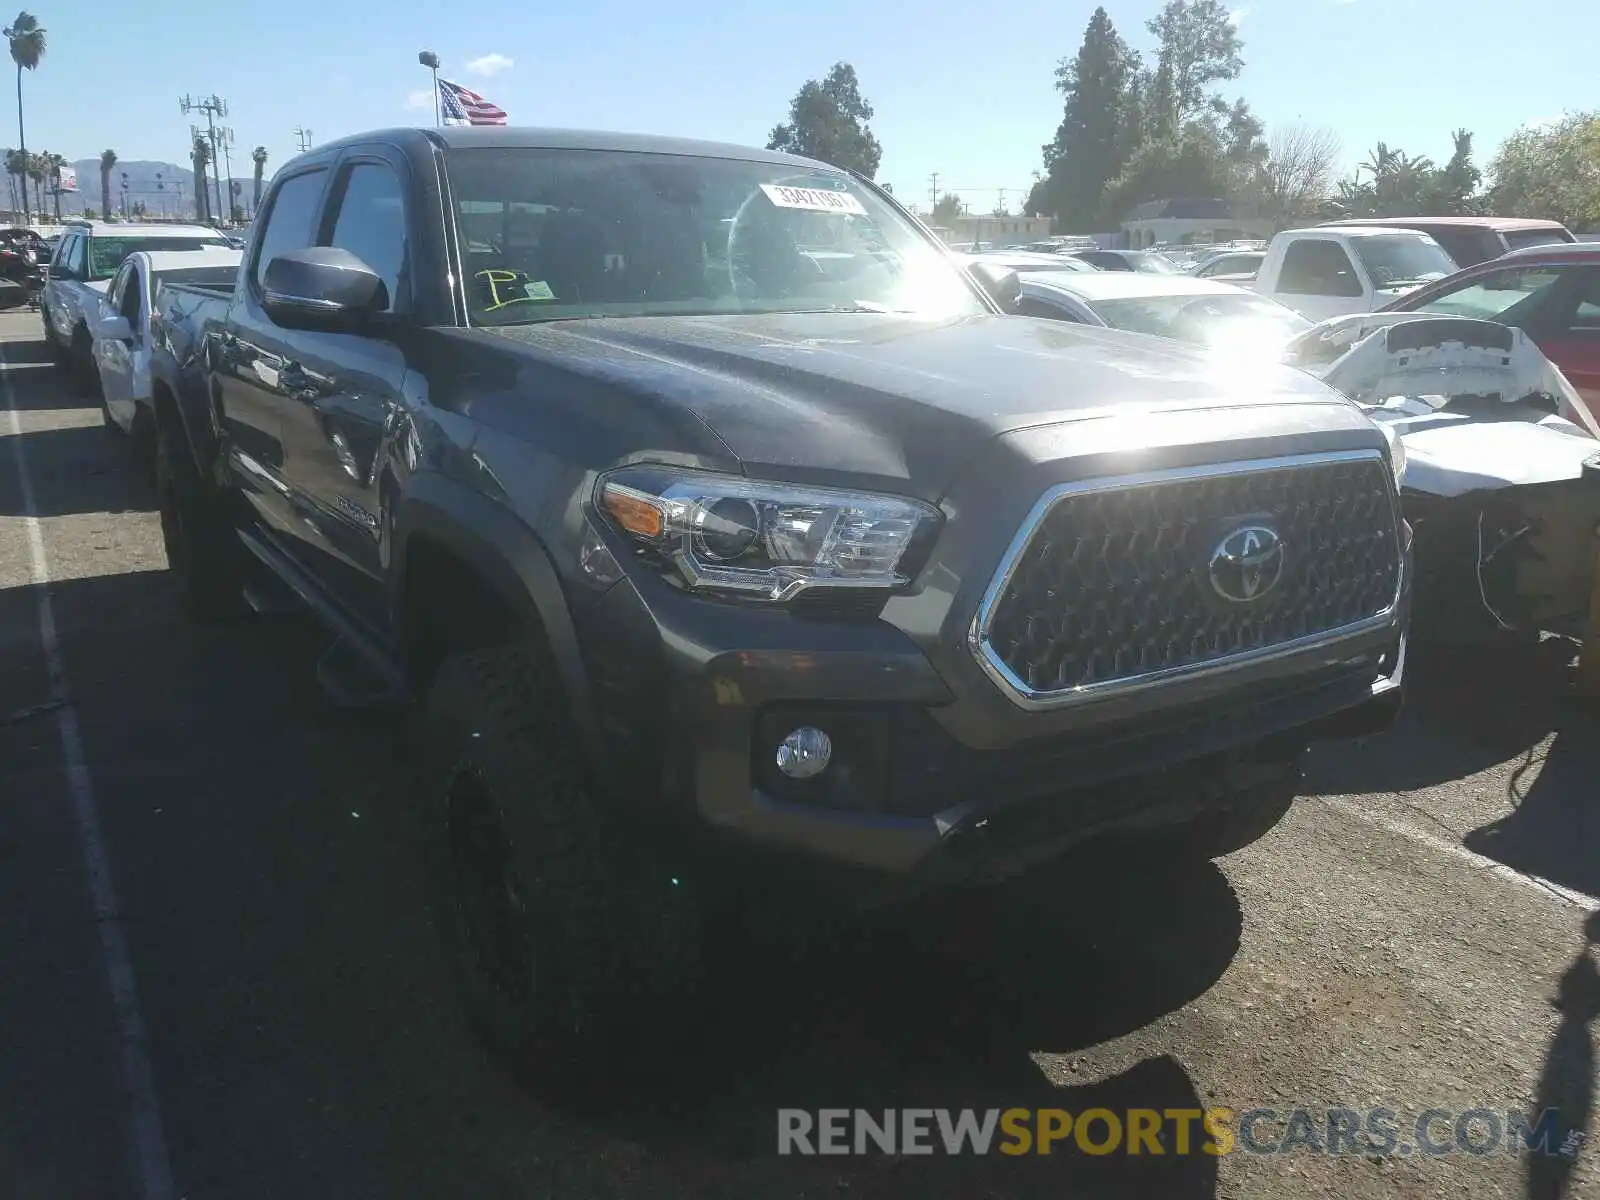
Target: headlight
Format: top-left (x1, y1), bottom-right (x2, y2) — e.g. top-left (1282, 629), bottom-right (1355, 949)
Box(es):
top-left (1376, 420), bottom-right (1406, 488)
top-left (597, 468), bottom-right (941, 601)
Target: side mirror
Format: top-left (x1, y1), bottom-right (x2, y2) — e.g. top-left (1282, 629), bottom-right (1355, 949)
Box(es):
top-left (968, 262), bottom-right (1022, 312)
top-left (261, 247), bottom-right (388, 331)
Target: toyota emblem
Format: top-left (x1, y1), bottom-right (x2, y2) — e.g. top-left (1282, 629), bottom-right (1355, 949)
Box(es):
top-left (1209, 524), bottom-right (1286, 603)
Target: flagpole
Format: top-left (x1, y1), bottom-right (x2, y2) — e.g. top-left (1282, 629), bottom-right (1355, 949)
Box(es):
top-left (418, 50), bottom-right (442, 127)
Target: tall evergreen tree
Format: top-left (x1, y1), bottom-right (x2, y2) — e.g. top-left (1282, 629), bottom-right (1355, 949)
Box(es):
top-left (1027, 7), bottom-right (1142, 229)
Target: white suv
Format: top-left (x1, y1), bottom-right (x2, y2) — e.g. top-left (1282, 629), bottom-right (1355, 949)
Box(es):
top-left (42, 222), bottom-right (229, 388)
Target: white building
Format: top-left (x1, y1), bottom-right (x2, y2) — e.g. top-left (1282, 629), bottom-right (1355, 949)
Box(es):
top-left (1120, 198), bottom-right (1273, 249)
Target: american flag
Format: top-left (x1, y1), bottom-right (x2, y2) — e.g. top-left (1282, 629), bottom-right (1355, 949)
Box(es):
top-left (438, 78), bottom-right (508, 126)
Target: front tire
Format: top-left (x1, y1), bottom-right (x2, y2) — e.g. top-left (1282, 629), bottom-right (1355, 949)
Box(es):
top-left (421, 644), bottom-right (702, 1087)
top-left (154, 423), bottom-right (248, 621)
top-left (42, 306), bottom-right (67, 365)
top-left (69, 324), bottom-right (96, 396)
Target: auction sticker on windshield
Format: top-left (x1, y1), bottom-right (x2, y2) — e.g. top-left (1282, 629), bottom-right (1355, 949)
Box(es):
top-left (759, 183), bottom-right (868, 216)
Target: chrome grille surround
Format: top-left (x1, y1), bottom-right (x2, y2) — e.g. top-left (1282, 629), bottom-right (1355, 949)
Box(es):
top-left (969, 450), bottom-right (1404, 711)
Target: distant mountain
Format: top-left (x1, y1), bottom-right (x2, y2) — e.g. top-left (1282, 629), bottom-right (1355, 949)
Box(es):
top-left (45, 158), bottom-right (256, 220)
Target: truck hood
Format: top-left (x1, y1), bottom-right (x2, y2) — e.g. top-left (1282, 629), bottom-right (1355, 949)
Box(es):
top-left (487, 312), bottom-right (1346, 499)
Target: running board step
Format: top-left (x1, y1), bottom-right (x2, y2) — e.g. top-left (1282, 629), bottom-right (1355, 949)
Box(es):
top-left (316, 638), bottom-right (409, 709)
top-left (241, 575), bottom-right (301, 616)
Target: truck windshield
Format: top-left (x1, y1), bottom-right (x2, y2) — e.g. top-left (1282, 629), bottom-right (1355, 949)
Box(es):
top-left (1349, 235), bottom-right (1456, 289)
top-left (88, 236), bottom-right (230, 281)
top-left (445, 147), bottom-right (986, 325)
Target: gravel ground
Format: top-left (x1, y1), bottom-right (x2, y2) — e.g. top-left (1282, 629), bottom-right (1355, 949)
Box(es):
top-left (0, 310), bottom-right (1596, 1200)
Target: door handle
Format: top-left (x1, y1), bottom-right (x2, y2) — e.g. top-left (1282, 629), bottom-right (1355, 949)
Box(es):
top-left (279, 361), bottom-right (325, 401)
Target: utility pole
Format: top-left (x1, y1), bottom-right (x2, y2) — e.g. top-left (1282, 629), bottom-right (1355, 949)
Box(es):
top-left (996, 188), bottom-right (1007, 215)
top-left (180, 94), bottom-right (229, 227)
top-left (927, 172), bottom-right (940, 208)
top-left (293, 126), bottom-right (313, 153)
top-left (217, 125), bottom-right (237, 224)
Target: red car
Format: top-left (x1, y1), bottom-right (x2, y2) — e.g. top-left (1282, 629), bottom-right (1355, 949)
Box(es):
top-left (1378, 242), bottom-right (1600, 427)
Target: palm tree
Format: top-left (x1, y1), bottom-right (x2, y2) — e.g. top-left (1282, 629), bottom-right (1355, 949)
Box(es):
top-left (24, 148), bottom-right (43, 217)
top-left (251, 145), bottom-right (267, 216)
top-left (4, 12), bottom-right (44, 223)
top-left (3, 145), bottom-right (22, 214)
top-left (99, 148), bottom-right (116, 221)
top-left (191, 135), bottom-right (211, 223)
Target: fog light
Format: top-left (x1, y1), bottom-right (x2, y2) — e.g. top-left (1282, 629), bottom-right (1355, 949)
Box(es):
top-left (775, 727), bottom-right (832, 779)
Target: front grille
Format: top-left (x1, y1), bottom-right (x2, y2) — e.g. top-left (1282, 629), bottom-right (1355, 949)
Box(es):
top-left (977, 453), bottom-right (1401, 701)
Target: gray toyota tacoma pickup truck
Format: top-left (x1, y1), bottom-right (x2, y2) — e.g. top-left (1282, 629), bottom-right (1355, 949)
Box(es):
top-left (145, 125), bottom-right (1411, 1075)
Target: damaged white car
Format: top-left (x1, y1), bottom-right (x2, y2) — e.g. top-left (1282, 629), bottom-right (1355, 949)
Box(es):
top-left (1283, 312), bottom-right (1600, 643)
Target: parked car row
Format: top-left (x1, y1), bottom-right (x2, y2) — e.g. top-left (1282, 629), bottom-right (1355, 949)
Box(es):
top-left (38, 218), bottom-right (234, 389)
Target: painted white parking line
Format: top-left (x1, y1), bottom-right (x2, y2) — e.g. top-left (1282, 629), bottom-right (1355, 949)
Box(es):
top-left (1328, 795), bottom-right (1600, 910)
top-left (0, 344), bottom-right (177, 1200)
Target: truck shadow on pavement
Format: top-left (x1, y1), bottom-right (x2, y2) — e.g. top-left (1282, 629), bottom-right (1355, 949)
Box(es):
top-left (0, 424), bottom-right (156, 517)
top-left (14, 565), bottom-right (1240, 1199)
top-left (584, 848), bottom-right (1239, 1198)
top-left (1522, 911), bottom-right (1598, 1200)
top-left (1302, 638), bottom-right (1580, 797)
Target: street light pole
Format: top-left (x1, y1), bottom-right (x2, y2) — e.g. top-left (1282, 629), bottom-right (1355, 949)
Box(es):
top-left (418, 51), bottom-right (441, 126)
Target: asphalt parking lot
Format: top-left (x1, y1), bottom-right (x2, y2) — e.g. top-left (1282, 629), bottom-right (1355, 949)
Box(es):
top-left (1, 308), bottom-right (1597, 1200)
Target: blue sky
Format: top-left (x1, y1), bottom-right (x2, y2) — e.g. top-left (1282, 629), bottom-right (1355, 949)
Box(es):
top-left (15, 0), bottom-right (1592, 213)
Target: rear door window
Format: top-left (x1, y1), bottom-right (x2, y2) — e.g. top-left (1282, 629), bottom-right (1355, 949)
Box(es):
top-left (1503, 228), bottom-right (1574, 252)
top-left (1419, 227), bottom-right (1486, 268)
top-left (1276, 240), bottom-right (1363, 297)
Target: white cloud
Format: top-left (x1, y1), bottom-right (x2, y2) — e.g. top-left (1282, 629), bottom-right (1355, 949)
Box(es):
top-left (465, 53), bottom-right (513, 77)
top-left (404, 89), bottom-right (434, 111)
top-left (1228, 6), bottom-right (1249, 23)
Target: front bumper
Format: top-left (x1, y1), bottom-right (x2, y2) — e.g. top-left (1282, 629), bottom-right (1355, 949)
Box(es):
top-left (574, 517), bottom-right (1411, 888)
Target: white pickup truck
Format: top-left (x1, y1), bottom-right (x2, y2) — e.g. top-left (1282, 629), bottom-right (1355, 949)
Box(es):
top-left (1251, 226), bottom-right (1458, 321)
top-left (87, 247), bottom-right (242, 447)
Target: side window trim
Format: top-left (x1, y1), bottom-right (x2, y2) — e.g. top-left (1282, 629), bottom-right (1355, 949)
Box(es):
top-left (321, 152), bottom-right (412, 314)
top-left (249, 165), bottom-right (334, 299)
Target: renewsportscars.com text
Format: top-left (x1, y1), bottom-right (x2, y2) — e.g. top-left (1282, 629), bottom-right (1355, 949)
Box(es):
top-left (777, 1107), bottom-right (1583, 1159)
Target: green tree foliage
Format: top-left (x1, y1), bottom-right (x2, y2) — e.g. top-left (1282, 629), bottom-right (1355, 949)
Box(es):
top-left (1432, 129), bottom-right (1483, 214)
top-left (1027, 7), bottom-right (1143, 229)
top-left (1100, 127), bottom-right (1236, 222)
top-left (767, 62), bottom-right (883, 179)
top-left (1324, 134), bottom-right (1486, 220)
top-left (1488, 113), bottom-right (1600, 229)
top-left (1142, 0), bottom-right (1243, 135)
top-left (1032, 0), bottom-right (1264, 228)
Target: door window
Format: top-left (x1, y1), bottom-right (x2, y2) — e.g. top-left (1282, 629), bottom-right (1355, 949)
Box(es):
top-left (252, 169), bottom-right (328, 293)
top-left (1557, 269), bottom-right (1600, 335)
top-left (107, 261), bottom-right (131, 309)
top-left (1410, 267), bottom-right (1564, 323)
top-left (118, 264), bottom-right (143, 334)
top-left (323, 162), bottom-right (408, 311)
top-left (62, 233), bottom-right (88, 279)
top-left (1277, 240), bottom-right (1363, 297)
